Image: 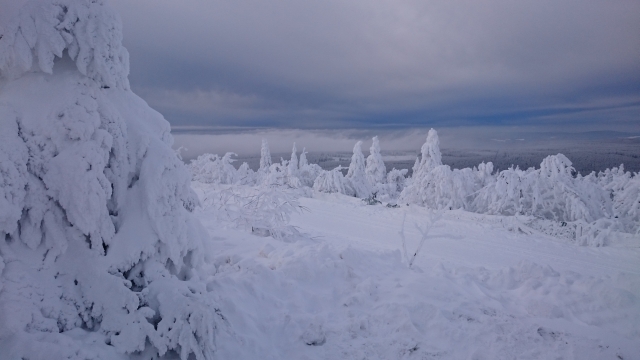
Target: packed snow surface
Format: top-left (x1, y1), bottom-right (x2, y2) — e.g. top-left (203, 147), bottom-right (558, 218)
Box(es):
top-left (193, 183), bottom-right (640, 360)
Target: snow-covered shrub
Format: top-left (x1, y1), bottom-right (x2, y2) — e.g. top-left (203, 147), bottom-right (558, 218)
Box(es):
top-left (386, 168), bottom-right (408, 199)
top-left (261, 161), bottom-right (302, 189)
top-left (403, 165), bottom-right (477, 209)
top-left (297, 148), bottom-right (323, 187)
top-left (0, 1), bottom-right (217, 358)
top-left (401, 129), bottom-right (478, 209)
top-left (475, 162), bottom-right (495, 188)
top-left (596, 164), bottom-right (627, 188)
top-left (366, 136), bottom-right (387, 195)
top-left (189, 152), bottom-right (238, 184)
top-left (236, 162), bottom-right (257, 185)
top-left (474, 154), bottom-right (612, 223)
top-left (473, 166), bottom-right (530, 216)
top-left (605, 171), bottom-right (640, 234)
top-left (313, 166), bottom-right (355, 196)
top-left (346, 141), bottom-right (372, 198)
top-left (200, 186), bottom-right (303, 240)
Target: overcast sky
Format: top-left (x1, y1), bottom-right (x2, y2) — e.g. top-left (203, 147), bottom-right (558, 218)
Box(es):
top-left (3, 0), bottom-right (636, 132)
top-left (107, 0), bottom-right (639, 132)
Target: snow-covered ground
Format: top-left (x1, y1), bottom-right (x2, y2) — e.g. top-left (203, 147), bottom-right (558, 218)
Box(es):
top-left (1, 1), bottom-right (638, 358)
top-left (194, 185), bottom-right (640, 360)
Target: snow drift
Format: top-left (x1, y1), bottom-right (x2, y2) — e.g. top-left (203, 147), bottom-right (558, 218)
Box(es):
top-left (0, 1), bottom-right (218, 358)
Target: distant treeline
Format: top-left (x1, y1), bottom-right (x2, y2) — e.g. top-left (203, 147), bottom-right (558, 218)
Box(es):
top-left (195, 140), bottom-right (640, 175)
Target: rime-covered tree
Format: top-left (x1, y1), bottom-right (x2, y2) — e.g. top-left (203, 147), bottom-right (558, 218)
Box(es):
top-left (189, 152), bottom-right (238, 184)
top-left (236, 162), bottom-right (257, 185)
top-left (299, 147), bottom-right (309, 168)
top-left (288, 142), bottom-right (299, 177)
top-left (387, 168), bottom-right (408, 198)
top-left (257, 138), bottom-right (272, 184)
top-left (298, 147), bottom-right (322, 187)
top-left (473, 154), bottom-right (612, 223)
top-left (346, 141), bottom-right (372, 198)
top-left (0, 0), bottom-right (217, 358)
top-left (366, 136), bottom-right (387, 193)
top-left (313, 166), bottom-right (355, 196)
top-left (415, 129), bottom-right (442, 176)
top-left (401, 129), bottom-right (446, 206)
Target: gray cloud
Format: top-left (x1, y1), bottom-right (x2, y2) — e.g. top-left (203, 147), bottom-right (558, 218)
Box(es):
top-left (4, 0), bottom-right (639, 130)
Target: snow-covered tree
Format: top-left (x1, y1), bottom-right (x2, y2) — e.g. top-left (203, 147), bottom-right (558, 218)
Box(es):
top-left (297, 148), bottom-right (323, 187)
top-left (411, 156), bottom-right (420, 176)
top-left (257, 138), bottom-right (272, 184)
top-left (401, 130), bottom-right (488, 210)
top-left (403, 165), bottom-right (477, 209)
top-left (189, 152), bottom-right (238, 184)
top-left (299, 147), bottom-right (309, 168)
top-left (288, 143), bottom-right (299, 177)
top-left (472, 165), bottom-right (529, 216)
top-left (402, 130), bottom-right (450, 207)
top-left (402, 129), bottom-right (443, 205)
top-left (612, 174), bottom-right (640, 233)
top-left (0, 1), bottom-right (217, 358)
top-left (236, 162), bottom-right (257, 185)
top-left (473, 154), bottom-right (612, 223)
top-left (366, 136), bottom-right (387, 188)
top-left (198, 186), bottom-right (302, 240)
top-left (260, 161), bottom-right (301, 189)
top-left (313, 166), bottom-right (355, 196)
top-left (387, 168), bottom-right (408, 198)
top-left (415, 128), bottom-right (442, 175)
top-left (475, 162), bottom-right (495, 188)
top-left (345, 141), bottom-right (372, 198)
top-left (597, 167), bottom-right (640, 233)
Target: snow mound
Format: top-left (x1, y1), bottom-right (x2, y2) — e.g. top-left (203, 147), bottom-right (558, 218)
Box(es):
top-left (0, 1), bottom-right (217, 358)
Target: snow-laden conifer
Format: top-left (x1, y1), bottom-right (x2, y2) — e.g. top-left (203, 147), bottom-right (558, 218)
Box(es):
top-left (0, 1), bottom-right (217, 358)
top-left (288, 143), bottom-right (299, 177)
top-left (236, 162), bottom-right (257, 185)
top-left (366, 136), bottom-right (387, 187)
top-left (0, 0), bottom-right (130, 89)
top-left (257, 138), bottom-right (272, 184)
top-left (416, 128), bottom-right (442, 175)
top-left (346, 141), bottom-right (372, 198)
top-left (298, 148), bottom-right (323, 187)
top-left (299, 147), bottom-right (309, 168)
top-left (596, 166), bottom-right (639, 233)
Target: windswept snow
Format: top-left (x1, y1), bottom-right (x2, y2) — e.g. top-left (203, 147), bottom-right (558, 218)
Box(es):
top-left (194, 188), bottom-right (640, 359)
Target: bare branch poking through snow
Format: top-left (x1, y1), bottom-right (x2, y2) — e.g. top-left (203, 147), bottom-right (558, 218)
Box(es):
top-left (398, 210), bottom-right (443, 268)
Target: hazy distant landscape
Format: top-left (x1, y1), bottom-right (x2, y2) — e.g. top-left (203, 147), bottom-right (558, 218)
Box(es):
top-left (177, 132), bottom-right (640, 175)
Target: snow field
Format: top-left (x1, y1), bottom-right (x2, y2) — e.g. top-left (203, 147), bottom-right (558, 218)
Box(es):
top-left (195, 186), bottom-right (640, 359)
